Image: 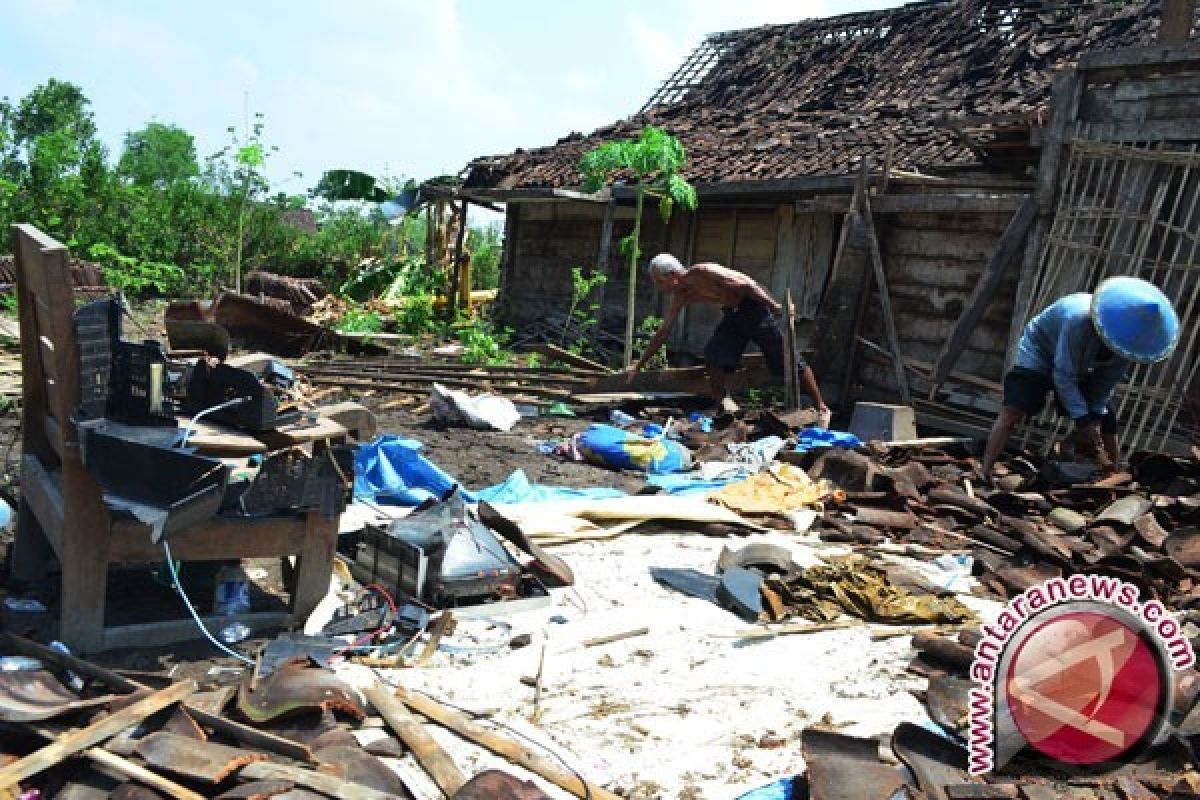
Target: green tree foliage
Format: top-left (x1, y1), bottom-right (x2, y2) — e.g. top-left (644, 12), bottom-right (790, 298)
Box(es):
top-left (118, 122), bottom-right (199, 188)
top-left (579, 125), bottom-right (697, 366)
top-left (0, 80), bottom-right (499, 305)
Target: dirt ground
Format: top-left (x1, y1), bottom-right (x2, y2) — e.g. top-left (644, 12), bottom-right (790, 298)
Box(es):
top-left (370, 407), bottom-right (649, 496)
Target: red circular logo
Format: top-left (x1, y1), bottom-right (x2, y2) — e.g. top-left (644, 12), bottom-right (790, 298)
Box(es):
top-left (1004, 610), bottom-right (1164, 765)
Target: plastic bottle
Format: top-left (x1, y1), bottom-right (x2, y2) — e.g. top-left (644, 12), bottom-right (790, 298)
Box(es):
top-left (213, 563), bottom-right (251, 616)
top-left (609, 409), bottom-right (637, 427)
top-left (49, 641), bottom-right (85, 691)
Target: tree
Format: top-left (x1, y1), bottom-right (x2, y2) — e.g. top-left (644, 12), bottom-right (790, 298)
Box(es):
top-left (0, 79), bottom-right (111, 244)
top-left (580, 125), bottom-right (698, 366)
top-left (118, 122), bottom-right (199, 188)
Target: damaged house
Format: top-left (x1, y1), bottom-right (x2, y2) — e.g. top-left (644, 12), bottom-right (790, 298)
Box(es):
top-left (463, 0), bottom-right (1200, 454)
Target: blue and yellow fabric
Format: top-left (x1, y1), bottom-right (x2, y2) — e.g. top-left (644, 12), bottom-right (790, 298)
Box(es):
top-left (577, 424), bottom-right (692, 474)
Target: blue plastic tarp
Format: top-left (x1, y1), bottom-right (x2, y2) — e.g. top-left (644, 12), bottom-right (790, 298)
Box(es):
top-left (795, 428), bottom-right (863, 453)
top-left (646, 472), bottom-right (747, 496)
top-left (354, 435), bottom-right (474, 505)
top-left (736, 776), bottom-right (798, 800)
top-left (476, 469), bottom-right (626, 504)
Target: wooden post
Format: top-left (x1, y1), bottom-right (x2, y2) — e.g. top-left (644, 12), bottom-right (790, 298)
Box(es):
top-left (783, 287), bottom-right (799, 409)
top-left (447, 200), bottom-right (469, 320)
top-left (364, 685), bottom-right (465, 797)
top-left (1160, 0), bottom-right (1196, 43)
top-left (590, 193), bottom-right (617, 345)
top-left (860, 192), bottom-right (911, 407)
top-left (1008, 70), bottom-right (1083, 365)
top-left (832, 162), bottom-right (871, 413)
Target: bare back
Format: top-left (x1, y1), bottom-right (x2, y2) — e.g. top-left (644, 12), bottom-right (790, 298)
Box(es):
top-left (674, 263), bottom-right (769, 309)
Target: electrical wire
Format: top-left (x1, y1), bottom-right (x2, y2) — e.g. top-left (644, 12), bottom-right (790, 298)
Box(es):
top-left (161, 540), bottom-right (255, 666)
top-left (177, 396), bottom-right (252, 449)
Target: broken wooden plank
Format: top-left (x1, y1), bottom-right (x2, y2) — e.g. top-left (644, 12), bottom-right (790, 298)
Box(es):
top-left (363, 684), bottom-right (466, 798)
top-left (240, 761), bottom-right (397, 800)
top-left (583, 354), bottom-right (772, 396)
top-left (302, 373), bottom-right (572, 400)
top-left (582, 627), bottom-right (651, 648)
top-left (0, 680), bottom-right (196, 789)
top-left (928, 195), bottom-right (1037, 395)
top-left (397, 687), bottom-right (621, 800)
top-left (526, 343), bottom-right (614, 374)
top-left (797, 193), bottom-right (1028, 215)
top-left (783, 287), bottom-right (799, 409)
top-left (136, 732), bottom-right (267, 784)
top-left (87, 747), bottom-right (206, 800)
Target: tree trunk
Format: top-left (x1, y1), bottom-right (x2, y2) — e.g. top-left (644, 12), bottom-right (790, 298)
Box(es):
top-left (624, 189), bottom-right (645, 367)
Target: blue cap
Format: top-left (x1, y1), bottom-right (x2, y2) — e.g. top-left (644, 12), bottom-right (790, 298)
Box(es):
top-left (1090, 276), bottom-right (1179, 364)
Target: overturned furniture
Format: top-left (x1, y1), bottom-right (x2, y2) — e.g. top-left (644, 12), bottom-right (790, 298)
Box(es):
top-left (9, 224), bottom-right (352, 654)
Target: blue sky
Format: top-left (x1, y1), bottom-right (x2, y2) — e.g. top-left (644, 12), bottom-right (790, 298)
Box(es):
top-left (2, 0), bottom-right (902, 195)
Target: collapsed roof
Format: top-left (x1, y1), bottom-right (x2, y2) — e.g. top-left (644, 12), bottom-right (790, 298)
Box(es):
top-left (464, 0), bottom-right (1165, 191)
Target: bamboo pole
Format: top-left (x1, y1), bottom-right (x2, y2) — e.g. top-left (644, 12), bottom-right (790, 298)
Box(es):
top-left (397, 688), bottom-right (621, 800)
top-left (364, 685), bottom-right (466, 798)
top-left (88, 748), bottom-right (206, 800)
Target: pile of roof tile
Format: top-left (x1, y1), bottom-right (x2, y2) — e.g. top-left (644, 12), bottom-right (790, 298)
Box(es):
top-left (466, 1), bottom-right (1162, 189)
top-left (807, 445), bottom-right (1200, 610)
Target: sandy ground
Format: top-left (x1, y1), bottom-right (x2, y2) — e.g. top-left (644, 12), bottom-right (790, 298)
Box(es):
top-left (334, 526), bottom-right (999, 800)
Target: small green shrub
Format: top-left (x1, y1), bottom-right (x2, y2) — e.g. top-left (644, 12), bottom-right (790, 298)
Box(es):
top-left (633, 315), bottom-right (668, 370)
top-left (337, 308), bottom-right (384, 334)
top-left (459, 319), bottom-right (512, 366)
top-left (395, 293), bottom-right (436, 336)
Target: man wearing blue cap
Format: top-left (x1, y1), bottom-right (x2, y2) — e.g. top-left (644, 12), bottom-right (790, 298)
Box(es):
top-left (980, 276), bottom-right (1180, 481)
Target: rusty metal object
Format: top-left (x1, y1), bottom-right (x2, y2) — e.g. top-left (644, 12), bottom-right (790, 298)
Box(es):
top-left (453, 770), bottom-right (553, 800)
top-left (0, 671), bottom-right (114, 722)
top-left (801, 728), bottom-right (907, 800)
top-left (136, 732), bottom-right (267, 783)
top-left (237, 660), bottom-right (366, 724)
top-left (891, 721), bottom-right (968, 800)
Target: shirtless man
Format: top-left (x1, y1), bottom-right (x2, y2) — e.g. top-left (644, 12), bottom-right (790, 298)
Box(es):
top-left (627, 253), bottom-right (829, 419)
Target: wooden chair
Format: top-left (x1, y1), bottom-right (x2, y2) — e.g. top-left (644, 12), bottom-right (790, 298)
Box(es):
top-left (9, 224), bottom-right (341, 654)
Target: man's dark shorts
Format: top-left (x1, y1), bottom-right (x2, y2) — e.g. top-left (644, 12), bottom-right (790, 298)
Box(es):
top-left (705, 298), bottom-right (803, 376)
top-left (1002, 366), bottom-right (1117, 433)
